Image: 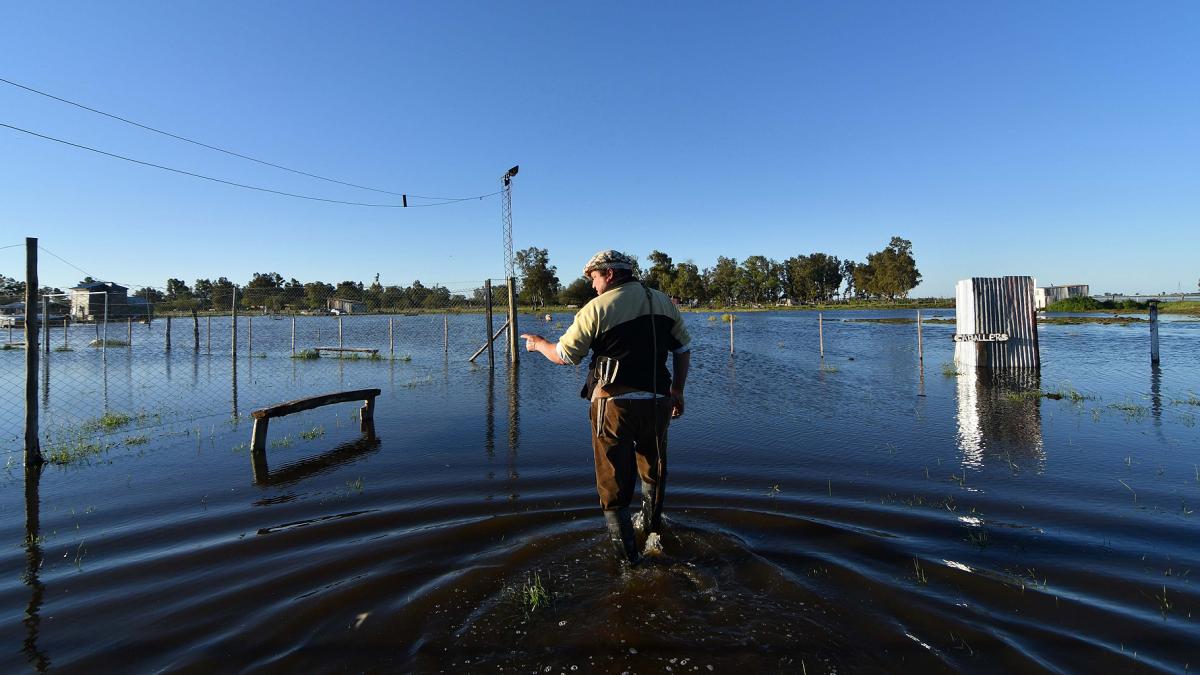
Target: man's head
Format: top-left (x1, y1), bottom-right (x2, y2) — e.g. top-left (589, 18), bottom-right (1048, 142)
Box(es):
top-left (583, 249), bottom-right (635, 295)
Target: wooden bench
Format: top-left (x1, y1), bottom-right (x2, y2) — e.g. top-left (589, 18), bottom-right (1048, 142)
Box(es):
top-left (249, 388), bottom-right (381, 453)
top-left (313, 347), bottom-right (379, 357)
top-left (248, 388), bottom-right (381, 484)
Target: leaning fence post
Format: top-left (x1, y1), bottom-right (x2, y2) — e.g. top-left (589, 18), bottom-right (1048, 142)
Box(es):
top-left (1149, 300), bottom-right (1160, 366)
top-left (24, 237), bottom-right (41, 465)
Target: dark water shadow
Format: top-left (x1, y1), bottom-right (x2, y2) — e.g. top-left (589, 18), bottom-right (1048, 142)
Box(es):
top-left (23, 463), bottom-right (50, 672)
top-left (251, 435), bottom-right (382, 489)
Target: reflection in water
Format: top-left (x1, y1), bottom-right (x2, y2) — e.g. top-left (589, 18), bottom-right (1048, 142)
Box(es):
top-left (23, 464), bottom-right (50, 672)
top-left (485, 368), bottom-right (495, 459)
top-left (955, 368), bottom-right (1044, 471)
top-left (1150, 364), bottom-right (1163, 427)
top-left (252, 436), bottom-right (382, 488)
top-left (506, 363), bottom-right (520, 500)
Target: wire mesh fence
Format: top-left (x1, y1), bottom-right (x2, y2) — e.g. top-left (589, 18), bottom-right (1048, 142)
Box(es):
top-left (0, 254), bottom-right (519, 465)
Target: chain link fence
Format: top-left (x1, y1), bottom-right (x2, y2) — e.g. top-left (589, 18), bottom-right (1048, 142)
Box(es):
top-left (1, 243), bottom-right (519, 465)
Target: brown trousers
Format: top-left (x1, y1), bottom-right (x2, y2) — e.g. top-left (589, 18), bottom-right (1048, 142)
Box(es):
top-left (589, 397), bottom-right (673, 510)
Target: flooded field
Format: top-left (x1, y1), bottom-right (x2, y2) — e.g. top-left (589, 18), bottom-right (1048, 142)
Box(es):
top-left (1, 310), bottom-right (1198, 672)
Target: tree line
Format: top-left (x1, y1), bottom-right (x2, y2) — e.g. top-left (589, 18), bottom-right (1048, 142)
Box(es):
top-left (517, 236), bottom-right (922, 308)
top-left (2, 235), bottom-right (921, 313)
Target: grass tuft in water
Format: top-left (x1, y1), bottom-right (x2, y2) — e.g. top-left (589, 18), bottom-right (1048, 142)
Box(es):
top-left (913, 558), bottom-right (928, 585)
top-left (124, 435), bottom-right (148, 446)
top-left (299, 426), bottom-right (325, 440)
top-left (941, 362), bottom-right (959, 378)
top-left (46, 439), bottom-right (113, 465)
top-left (54, 345), bottom-right (74, 352)
top-left (269, 435), bottom-right (294, 449)
top-left (88, 339), bottom-right (128, 347)
top-left (84, 412), bottom-right (134, 432)
top-left (515, 571), bottom-right (551, 614)
top-left (291, 349), bottom-right (320, 359)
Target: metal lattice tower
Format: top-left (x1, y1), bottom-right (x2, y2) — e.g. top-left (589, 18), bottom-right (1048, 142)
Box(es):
top-left (501, 166), bottom-right (518, 279)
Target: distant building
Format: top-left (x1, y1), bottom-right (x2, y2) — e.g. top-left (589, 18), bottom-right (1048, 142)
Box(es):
top-left (327, 297), bottom-right (367, 315)
top-left (0, 301), bottom-right (23, 316)
top-left (70, 281), bottom-right (150, 320)
top-left (1034, 284), bottom-right (1089, 309)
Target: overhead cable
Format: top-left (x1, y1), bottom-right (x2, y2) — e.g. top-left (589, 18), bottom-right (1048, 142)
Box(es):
top-left (0, 76), bottom-right (475, 202)
top-left (2, 122), bottom-right (499, 208)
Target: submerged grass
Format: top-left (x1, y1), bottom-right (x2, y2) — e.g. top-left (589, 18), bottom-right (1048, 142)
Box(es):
top-left (511, 571), bottom-right (552, 615)
top-left (941, 362), bottom-right (959, 378)
top-left (291, 349), bottom-right (320, 359)
top-left (299, 426), bottom-right (325, 440)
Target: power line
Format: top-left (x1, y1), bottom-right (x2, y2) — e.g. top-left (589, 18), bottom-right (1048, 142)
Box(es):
top-left (2, 122), bottom-right (499, 208)
top-left (1, 76), bottom-right (478, 202)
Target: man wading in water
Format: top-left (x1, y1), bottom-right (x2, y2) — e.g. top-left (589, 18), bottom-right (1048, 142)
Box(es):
top-left (522, 250), bottom-right (691, 567)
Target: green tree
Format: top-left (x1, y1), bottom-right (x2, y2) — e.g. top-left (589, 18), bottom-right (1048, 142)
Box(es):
top-left (134, 286), bottom-right (165, 303)
top-left (165, 278), bottom-right (192, 301)
top-left (840, 260), bottom-right (858, 299)
top-left (304, 281), bottom-right (334, 310)
top-left (244, 272), bottom-right (284, 310)
top-left (739, 255), bottom-right (780, 304)
top-left (863, 237), bottom-right (921, 299)
top-left (210, 277), bottom-right (237, 310)
top-left (644, 250), bottom-right (675, 291)
top-left (192, 278), bottom-right (214, 309)
top-left (515, 247), bottom-right (560, 308)
top-left (558, 277), bottom-right (595, 306)
top-left (334, 281), bottom-right (363, 302)
top-left (669, 261), bottom-right (706, 305)
top-left (706, 256), bottom-right (740, 306)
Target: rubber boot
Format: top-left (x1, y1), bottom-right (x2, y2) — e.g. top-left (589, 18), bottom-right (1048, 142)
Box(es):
top-left (640, 480), bottom-right (662, 535)
top-left (603, 508), bottom-right (640, 567)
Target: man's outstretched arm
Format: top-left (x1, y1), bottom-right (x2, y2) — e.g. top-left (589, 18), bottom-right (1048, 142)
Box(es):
top-left (521, 333), bottom-right (567, 365)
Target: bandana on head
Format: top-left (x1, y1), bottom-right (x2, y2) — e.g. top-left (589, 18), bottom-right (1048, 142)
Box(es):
top-left (583, 249), bottom-right (635, 276)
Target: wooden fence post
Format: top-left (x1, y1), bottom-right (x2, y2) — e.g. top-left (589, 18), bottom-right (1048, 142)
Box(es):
top-left (1149, 300), bottom-right (1160, 366)
top-left (485, 279), bottom-right (495, 367)
top-left (248, 316), bottom-right (253, 356)
top-left (165, 315), bottom-right (172, 351)
top-left (388, 317), bottom-right (393, 358)
top-left (917, 309), bottom-right (924, 363)
top-left (819, 312), bottom-right (824, 358)
top-left (729, 314), bottom-right (734, 354)
top-left (192, 309), bottom-right (199, 353)
top-left (42, 295), bottom-right (49, 354)
top-left (232, 288), bottom-right (238, 360)
top-left (507, 277), bottom-right (519, 363)
top-left (24, 238), bottom-right (41, 465)
top-left (444, 315), bottom-right (449, 354)
top-left (292, 316), bottom-right (297, 356)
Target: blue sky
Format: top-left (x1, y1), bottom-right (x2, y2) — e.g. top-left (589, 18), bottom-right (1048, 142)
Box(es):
top-left (2, 2), bottom-right (1197, 296)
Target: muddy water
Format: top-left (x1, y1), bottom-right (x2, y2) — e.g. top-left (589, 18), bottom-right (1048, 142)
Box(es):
top-left (1, 311), bottom-right (1198, 672)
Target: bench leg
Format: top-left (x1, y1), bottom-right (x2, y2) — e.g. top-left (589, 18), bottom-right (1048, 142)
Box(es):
top-left (360, 397), bottom-right (376, 438)
top-left (251, 417), bottom-right (269, 454)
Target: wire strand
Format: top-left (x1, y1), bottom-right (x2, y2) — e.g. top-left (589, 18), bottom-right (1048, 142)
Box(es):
top-left (1, 76), bottom-right (486, 201)
top-left (2, 122), bottom-right (497, 208)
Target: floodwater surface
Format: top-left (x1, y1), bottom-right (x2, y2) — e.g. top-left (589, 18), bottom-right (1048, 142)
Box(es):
top-left (1, 310), bottom-right (1198, 672)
